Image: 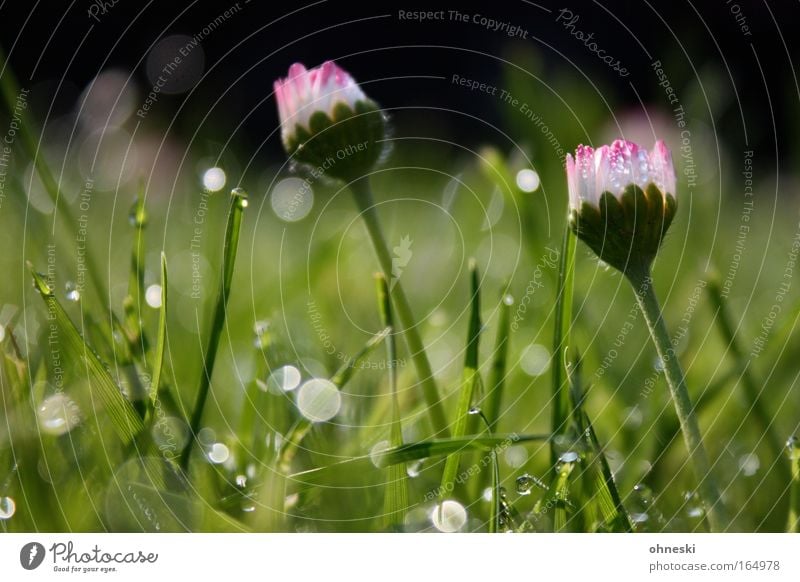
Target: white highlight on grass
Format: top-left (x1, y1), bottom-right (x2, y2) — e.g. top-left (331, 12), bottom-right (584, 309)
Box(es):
top-left (202, 167), bottom-right (227, 192)
top-left (271, 177), bottom-right (313, 222)
top-left (38, 393), bottom-right (82, 436)
top-left (296, 378), bottom-right (341, 422)
top-left (520, 343), bottom-right (551, 377)
top-left (431, 500), bottom-right (467, 532)
top-left (208, 443), bottom-right (230, 464)
top-left (145, 284), bottom-right (162, 308)
top-left (263, 365), bottom-right (302, 393)
top-left (516, 168), bottom-right (540, 192)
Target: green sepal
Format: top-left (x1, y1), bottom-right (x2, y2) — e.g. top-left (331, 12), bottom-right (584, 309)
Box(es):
top-left (569, 183), bottom-right (677, 275)
top-left (284, 99), bottom-right (386, 183)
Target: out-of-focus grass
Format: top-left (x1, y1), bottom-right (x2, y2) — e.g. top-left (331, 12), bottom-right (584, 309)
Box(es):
top-left (0, 44), bottom-right (798, 533)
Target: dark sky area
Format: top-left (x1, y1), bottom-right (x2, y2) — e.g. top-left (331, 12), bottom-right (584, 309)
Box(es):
top-left (0, 0), bottom-right (796, 164)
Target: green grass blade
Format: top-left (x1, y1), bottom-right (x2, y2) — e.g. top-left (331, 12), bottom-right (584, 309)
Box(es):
top-left (438, 260), bottom-right (482, 499)
top-left (180, 188), bottom-right (248, 469)
top-left (376, 273), bottom-right (409, 529)
top-left (706, 279), bottom-right (789, 482)
top-left (484, 288), bottom-right (512, 429)
top-left (149, 252), bottom-right (168, 407)
top-left (788, 436), bottom-right (799, 532)
top-left (123, 190), bottom-right (148, 355)
top-left (330, 327), bottom-right (390, 387)
top-left (551, 226), bottom-right (577, 473)
top-left (28, 266), bottom-right (143, 444)
top-left (287, 434), bottom-right (548, 490)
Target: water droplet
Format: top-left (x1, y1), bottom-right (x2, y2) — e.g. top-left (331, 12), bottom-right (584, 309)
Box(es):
top-left (38, 393), bottom-right (82, 435)
top-left (145, 284), bottom-right (162, 308)
top-left (369, 440), bottom-right (391, 467)
top-left (431, 500), bottom-right (467, 532)
top-left (633, 483), bottom-right (654, 505)
top-left (207, 442), bottom-right (230, 464)
top-left (482, 487), bottom-right (493, 502)
top-left (468, 406), bottom-right (481, 416)
top-left (559, 451), bottom-right (580, 463)
top-left (787, 435), bottom-right (799, 456)
top-left (262, 365), bottom-right (302, 394)
top-left (406, 460), bottom-right (423, 478)
top-left (502, 294), bottom-right (514, 306)
top-left (0, 324), bottom-right (5, 343)
top-left (235, 474), bottom-right (247, 488)
top-left (504, 445), bottom-right (529, 468)
top-left (520, 344), bottom-right (550, 377)
top-left (738, 453), bottom-right (760, 477)
top-left (687, 506), bottom-right (704, 519)
top-left (253, 320), bottom-right (270, 349)
top-left (197, 427), bottom-right (216, 446)
top-left (296, 378), bottom-right (341, 422)
top-left (202, 167), bottom-right (226, 192)
top-left (65, 281), bottom-right (81, 302)
top-left (631, 512), bottom-right (649, 524)
top-left (515, 168), bottom-right (540, 192)
top-left (515, 473), bottom-right (545, 495)
top-left (0, 496), bottom-right (15, 520)
top-left (271, 177), bottom-right (313, 222)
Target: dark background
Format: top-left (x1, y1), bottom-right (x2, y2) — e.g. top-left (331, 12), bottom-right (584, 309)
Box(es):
top-left (0, 0), bottom-right (797, 163)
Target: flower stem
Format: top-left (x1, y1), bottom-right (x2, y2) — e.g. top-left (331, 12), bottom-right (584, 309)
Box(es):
top-left (350, 180), bottom-right (449, 437)
top-left (626, 267), bottom-right (728, 531)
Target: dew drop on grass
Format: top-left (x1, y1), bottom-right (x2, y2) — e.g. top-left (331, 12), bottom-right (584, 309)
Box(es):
top-left (516, 473), bottom-right (546, 495)
top-left (0, 496), bottom-right (15, 519)
top-left (631, 512), bottom-right (649, 524)
top-left (296, 378), bottom-right (341, 422)
top-left (262, 365), bottom-right (302, 394)
top-left (503, 294), bottom-right (514, 306)
top-left (369, 440), bottom-right (390, 467)
top-left (207, 442), bottom-right (230, 464)
top-left (235, 474), bottom-right (247, 488)
top-left (38, 393), bottom-right (82, 435)
top-left (559, 451), bottom-right (580, 464)
top-left (431, 500), bottom-right (467, 533)
top-left (65, 281), bottom-right (81, 302)
top-left (407, 460), bottom-right (423, 478)
top-left (738, 453), bottom-right (760, 477)
top-left (145, 284), bottom-right (162, 308)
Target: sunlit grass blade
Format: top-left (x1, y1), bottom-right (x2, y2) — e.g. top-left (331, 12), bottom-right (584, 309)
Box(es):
top-left (28, 265), bottom-right (143, 444)
top-left (123, 190), bottom-right (148, 356)
top-left (484, 287), bottom-right (512, 429)
top-left (551, 225), bottom-right (577, 473)
top-left (788, 436), bottom-right (799, 532)
top-left (180, 188), bottom-right (248, 469)
top-left (568, 354), bottom-right (631, 532)
top-left (376, 273), bottom-right (409, 529)
top-left (552, 456), bottom-right (575, 532)
top-left (330, 326), bottom-right (390, 387)
top-left (149, 252), bottom-right (168, 409)
top-left (706, 279), bottom-right (789, 482)
top-left (438, 260), bottom-right (482, 500)
top-left (288, 433), bottom-right (548, 490)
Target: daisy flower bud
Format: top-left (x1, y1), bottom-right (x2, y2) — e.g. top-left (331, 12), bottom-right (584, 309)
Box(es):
top-left (274, 61), bottom-right (386, 182)
top-left (566, 139), bottom-right (677, 275)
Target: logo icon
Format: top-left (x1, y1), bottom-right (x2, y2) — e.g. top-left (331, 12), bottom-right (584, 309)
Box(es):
top-left (390, 235), bottom-right (413, 290)
top-left (20, 542), bottom-right (45, 570)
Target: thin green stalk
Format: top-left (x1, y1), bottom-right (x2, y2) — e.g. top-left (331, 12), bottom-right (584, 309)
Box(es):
top-left (550, 226), bottom-right (577, 471)
top-left (788, 436), bottom-right (799, 532)
top-left (180, 188), bottom-right (248, 470)
top-left (706, 280), bottom-right (789, 482)
top-left (350, 180), bottom-right (449, 436)
top-left (123, 190), bottom-right (148, 356)
top-left (438, 261), bottom-right (481, 499)
top-left (377, 273), bottom-right (409, 529)
top-left (627, 267), bottom-right (727, 531)
top-left (484, 289), bottom-right (512, 429)
top-left (149, 253), bottom-right (168, 408)
top-left (0, 45), bottom-right (106, 302)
